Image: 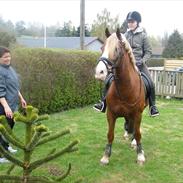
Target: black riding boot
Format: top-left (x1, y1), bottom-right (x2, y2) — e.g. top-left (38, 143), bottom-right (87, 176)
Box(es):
top-left (149, 85), bottom-right (159, 117)
top-left (93, 98), bottom-right (106, 113)
top-left (93, 85), bottom-right (107, 113)
top-left (93, 73), bottom-right (114, 113)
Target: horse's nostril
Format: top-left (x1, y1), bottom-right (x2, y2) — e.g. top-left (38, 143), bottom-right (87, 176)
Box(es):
top-left (100, 70), bottom-right (104, 74)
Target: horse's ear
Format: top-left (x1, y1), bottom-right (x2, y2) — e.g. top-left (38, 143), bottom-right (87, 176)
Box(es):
top-left (116, 28), bottom-right (122, 40)
top-left (105, 28), bottom-right (111, 38)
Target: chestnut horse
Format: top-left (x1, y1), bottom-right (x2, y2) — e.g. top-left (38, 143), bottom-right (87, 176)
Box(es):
top-left (95, 28), bottom-right (148, 165)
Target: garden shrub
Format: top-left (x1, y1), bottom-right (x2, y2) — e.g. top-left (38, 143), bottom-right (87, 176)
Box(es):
top-left (12, 48), bottom-right (101, 113)
top-left (146, 58), bottom-right (165, 67)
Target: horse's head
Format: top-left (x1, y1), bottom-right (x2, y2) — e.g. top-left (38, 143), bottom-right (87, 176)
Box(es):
top-left (95, 28), bottom-right (130, 81)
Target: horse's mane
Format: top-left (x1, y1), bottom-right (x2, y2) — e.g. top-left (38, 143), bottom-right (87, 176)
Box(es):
top-left (109, 33), bottom-right (137, 71)
top-left (120, 34), bottom-right (136, 69)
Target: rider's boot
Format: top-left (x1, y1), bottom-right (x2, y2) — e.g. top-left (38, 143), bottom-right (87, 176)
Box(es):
top-left (149, 86), bottom-right (159, 117)
top-left (93, 73), bottom-right (114, 113)
top-left (93, 99), bottom-right (106, 113)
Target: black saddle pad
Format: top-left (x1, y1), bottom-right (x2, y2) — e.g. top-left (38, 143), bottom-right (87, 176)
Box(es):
top-left (141, 72), bottom-right (151, 99)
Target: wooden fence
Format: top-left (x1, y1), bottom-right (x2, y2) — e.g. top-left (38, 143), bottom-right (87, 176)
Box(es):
top-left (149, 68), bottom-right (183, 98)
top-left (164, 59), bottom-right (183, 70)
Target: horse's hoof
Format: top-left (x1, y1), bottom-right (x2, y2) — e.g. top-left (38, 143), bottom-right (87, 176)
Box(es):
top-left (123, 131), bottom-right (129, 140)
top-left (131, 139), bottom-right (137, 150)
top-left (137, 152), bottom-right (145, 165)
top-left (137, 160), bottom-right (145, 165)
top-left (100, 155), bottom-right (109, 165)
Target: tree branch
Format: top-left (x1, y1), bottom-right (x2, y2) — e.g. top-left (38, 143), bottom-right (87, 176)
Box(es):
top-left (29, 140), bottom-right (79, 171)
top-left (0, 124), bottom-right (24, 149)
top-left (37, 129), bottom-right (70, 146)
top-left (0, 145), bottom-right (24, 167)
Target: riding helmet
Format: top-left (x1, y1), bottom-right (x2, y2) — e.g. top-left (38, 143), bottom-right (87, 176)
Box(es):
top-left (126, 11), bottom-right (141, 23)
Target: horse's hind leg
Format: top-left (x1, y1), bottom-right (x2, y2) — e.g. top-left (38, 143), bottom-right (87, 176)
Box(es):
top-left (123, 118), bottom-right (137, 149)
top-left (133, 114), bottom-right (145, 165)
top-left (123, 118), bottom-right (129, 140)
top-left (100, 112), bottom-right (116, 165)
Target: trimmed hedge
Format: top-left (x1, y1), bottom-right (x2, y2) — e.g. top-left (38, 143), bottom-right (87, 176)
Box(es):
top-left (146, 58), bottom-right (165, 67)
top-left (12, 48), bottom-right (101, 113)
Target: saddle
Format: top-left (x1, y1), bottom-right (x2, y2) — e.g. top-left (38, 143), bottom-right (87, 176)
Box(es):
top-left (104, 72), bottom-right (151, 100)
top-left (104, 73), bottom-right (114, 90)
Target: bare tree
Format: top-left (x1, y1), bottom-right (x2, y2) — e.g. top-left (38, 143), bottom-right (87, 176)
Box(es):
top-left (90, 8), bottom-right (120, 41)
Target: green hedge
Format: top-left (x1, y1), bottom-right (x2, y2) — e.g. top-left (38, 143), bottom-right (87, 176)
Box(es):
top-left (12, 48), bottom-right (101, 113)
top-left (146, 58), bottom-right (165, 67)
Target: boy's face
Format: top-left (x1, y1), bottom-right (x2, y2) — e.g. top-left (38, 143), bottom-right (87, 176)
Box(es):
top-left (0, 52), bottom-right (11, 65)
top-left (127, 20), bottom-right (138, 31)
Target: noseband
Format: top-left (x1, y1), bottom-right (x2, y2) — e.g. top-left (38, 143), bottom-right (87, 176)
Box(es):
top-left (98, 57), bottom-right (115, 73)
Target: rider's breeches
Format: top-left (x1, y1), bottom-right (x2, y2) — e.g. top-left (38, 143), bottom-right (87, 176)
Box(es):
top-left (137, 63), bottom-right (156, 107)
top-left (101, 73), bottom-right (114, 100)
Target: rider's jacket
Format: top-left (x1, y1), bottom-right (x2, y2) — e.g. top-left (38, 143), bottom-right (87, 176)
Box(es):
top-left (125, 26), bottom-right (152, 65)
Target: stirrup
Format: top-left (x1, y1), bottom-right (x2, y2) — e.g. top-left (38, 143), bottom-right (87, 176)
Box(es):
top-left (93, 101), bottom-right (106, 113)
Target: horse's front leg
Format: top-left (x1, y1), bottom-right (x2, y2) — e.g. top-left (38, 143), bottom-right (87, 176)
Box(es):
top-left (133, 114), bottom-right (145, 165)
top-left (100, 111), bottom-right (116, 165)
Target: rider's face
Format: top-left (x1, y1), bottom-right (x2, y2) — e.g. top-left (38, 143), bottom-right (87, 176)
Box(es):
top-left (127, 20), bottom-right (138, 31)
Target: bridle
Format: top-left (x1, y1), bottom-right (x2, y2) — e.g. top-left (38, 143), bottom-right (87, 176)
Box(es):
top-left (97, 39), bottom-right (124, 79)
top-left (98, 57), bottom-right (116, 74)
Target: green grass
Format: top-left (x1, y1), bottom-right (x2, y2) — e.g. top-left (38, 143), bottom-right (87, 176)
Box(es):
top-left (1, 98), bottom-right (183, 183)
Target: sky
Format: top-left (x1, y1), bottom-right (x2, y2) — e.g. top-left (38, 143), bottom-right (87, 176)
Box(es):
top-left (1, 0), bottom-right (183, 37)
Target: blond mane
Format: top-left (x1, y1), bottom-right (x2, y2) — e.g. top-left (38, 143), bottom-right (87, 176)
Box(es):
top-left (107, 33), bottom-right (137, 71)
top-left (120, 34), bottom-right (137, 70)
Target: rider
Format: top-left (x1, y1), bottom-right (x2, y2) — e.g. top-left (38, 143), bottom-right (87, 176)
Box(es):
top-left (93, 11), bottom-right (159, 117)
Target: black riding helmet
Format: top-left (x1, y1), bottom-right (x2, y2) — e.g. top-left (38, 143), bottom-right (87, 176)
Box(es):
top-left (126, 11), bottom-right (141, 23)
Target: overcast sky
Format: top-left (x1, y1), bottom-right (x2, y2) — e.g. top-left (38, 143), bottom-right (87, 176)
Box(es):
top-left (1, 0), bottom-right (183, 37)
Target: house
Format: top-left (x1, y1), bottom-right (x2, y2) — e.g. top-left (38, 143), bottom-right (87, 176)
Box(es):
top-left (17, 36), bottom-right (104, 51)
top-left (151, 46), bottom-right (164, 58)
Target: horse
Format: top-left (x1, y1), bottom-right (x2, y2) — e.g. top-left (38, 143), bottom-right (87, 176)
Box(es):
top-left (95, 28), bottom-right (148, 165)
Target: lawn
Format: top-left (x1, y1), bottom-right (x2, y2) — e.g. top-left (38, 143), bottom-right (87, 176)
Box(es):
top-left (1, 98), bottom-right (183, 183)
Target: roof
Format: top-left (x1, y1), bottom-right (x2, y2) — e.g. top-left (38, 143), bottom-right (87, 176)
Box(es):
top-left (17, 36), bottom-right (104, 50)
top-left (152, 46), bottom-right (164, 55)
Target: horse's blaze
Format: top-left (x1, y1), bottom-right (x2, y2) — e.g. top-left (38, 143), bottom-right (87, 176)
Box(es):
top-left (95, 61), bottom-right (108, 81)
